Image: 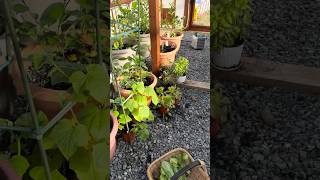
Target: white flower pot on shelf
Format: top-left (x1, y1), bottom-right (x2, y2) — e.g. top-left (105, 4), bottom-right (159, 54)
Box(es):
top-left (177, 76), bottom-right (186, 84)
top-left (213, 43), bottom-right (244, 71)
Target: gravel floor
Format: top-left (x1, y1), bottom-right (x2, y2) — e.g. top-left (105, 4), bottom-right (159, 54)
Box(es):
top-left (178, 31), bottom-right (210, 83)
top-left (214, 0), bottom-right (320, 179)
top-left (243, 0), bottom-right (320, 67)
top-left (111, 32), bottom-right (210, 179)
top-left (213, 82), bottom-right (320, 179)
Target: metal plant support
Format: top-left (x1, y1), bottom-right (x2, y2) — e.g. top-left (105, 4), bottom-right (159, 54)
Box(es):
top-left (0, 0), bottom-right (106, 179)
top-left (110, 0), bottom-right (142, 133)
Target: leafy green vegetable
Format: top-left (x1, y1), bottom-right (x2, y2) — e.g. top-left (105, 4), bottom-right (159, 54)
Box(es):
top-left (159, 153), bottom-right (191, 179)
top-left (9, 155), bottom-right (30, 177)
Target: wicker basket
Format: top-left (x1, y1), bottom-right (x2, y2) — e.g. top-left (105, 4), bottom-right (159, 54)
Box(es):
top-left (147, 148), bottom-right (210, 180)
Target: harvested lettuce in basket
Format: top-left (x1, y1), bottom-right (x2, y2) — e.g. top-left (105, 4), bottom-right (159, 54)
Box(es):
top-left (159, 153), bottom-right (191, 180)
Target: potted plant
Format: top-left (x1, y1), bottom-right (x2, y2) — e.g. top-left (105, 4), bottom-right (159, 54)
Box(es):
top-left (211, 84), bottom-right (230, 138)
top-left (111, 34), bottom-right (137, 62)
top-left (112, 82), bottom-right (158, 143)
top-left (155, 86), bottom-right (181, 116)
top-left (116, 0), bottom-right (151, 58)
top-left (160, 40), bottom-right (178, 67)
top-left (161, 3), bottom-right (184, 51)
top-left (172, 56), bottom-right (189, 84)
top-left (0, 63), bottom-right (110, 179)
top-left (113, 56), bottom-right (158, 99)
top-left (10, 1), bottom-right (109, 118)
top-left (211, 0), bottom-right (252, 70)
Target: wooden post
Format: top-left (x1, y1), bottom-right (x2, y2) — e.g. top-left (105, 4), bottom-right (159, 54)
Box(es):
top-left (149, 0), bottom-right (160, 75)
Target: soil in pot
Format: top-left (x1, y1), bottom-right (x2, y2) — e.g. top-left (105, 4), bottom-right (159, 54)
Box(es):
top-left (122, 131), bottom-right (136, 144)
top-left (159, 41), bottom-right (178, 67)
top-left (158, 107), bottom-right (169, 115)
top-left (160, 44), bottom-right (175, 53)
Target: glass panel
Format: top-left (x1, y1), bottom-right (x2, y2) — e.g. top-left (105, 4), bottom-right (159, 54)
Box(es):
top-left (192, 0), bottom-right (210, 26)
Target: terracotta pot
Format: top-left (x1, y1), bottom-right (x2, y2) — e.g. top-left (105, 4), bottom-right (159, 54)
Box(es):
top-left (11, 60), bottom-right (72, 119)
top-left (122, 131), bottom-right (136, 144)
top-left (110, 112), bottom-right (119, 160)
top-left (160, 31), bottom-right (184, 51)
top-left (0, 160), bottom-right (21, 180)
top-left (158, 107), bottom-right (169, 115)
top-left (115, 73), bottom-right (158, 102)
top-left (160, 41), bottom-right (178, 67)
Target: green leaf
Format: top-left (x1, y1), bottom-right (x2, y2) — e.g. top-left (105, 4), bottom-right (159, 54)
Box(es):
top-left (13, 4), bottom-right (29, 14)
top-left (85, 64), bottom-right (108, 103)
top-left (29, 167), bottom-right (66, 180)
top-left (134, 95), bottom-right (148, 106)
top-left (15, 111), bottom-right (48, 127)
top-left (132, 82), bottom-right (145, 94)
top-left (70, 143), bottom-right (108, 180)
top-left (78, 106), bottom-right (108, 141)
top-left (161, 161), bottom-right (174, 178)
top-left (0, 118), bottom-right (13, 126)
top-left (40, 3), bottom-right (65, 26)
top-left (76, 0), bottom-right (94, 9)
top-left (49, 120), bottom-right (90, 159)
top-left (124, 99), bottom-right (138, 112)
top-left (69, 71), bottom-right (86, 94)
top-left (144, 87), bottom-right (159, 105)
top-left (119, 114), bottom-right (132, 125)
top-left (9, 155), bottom-right (29, 177)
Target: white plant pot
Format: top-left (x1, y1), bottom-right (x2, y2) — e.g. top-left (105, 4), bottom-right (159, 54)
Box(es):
top-left (111, 48), bottom-right (136, 67)
top-left (213, 43), bottom-right (244, 70)
top-left (177, 76), bottom-right (186, 84)
top-left (138, 33), bottom-right (151, 58)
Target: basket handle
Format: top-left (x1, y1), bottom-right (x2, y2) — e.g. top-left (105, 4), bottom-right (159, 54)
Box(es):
top-left (170, 160), bottom-right (204, 180)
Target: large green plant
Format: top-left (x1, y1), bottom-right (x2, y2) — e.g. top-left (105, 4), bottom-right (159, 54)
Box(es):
top-left (211, 0), bottom-right (252, 51)
top-left (12, 0), bottom-right (109, 87)
top-left (112, 82), bottom-right (158, 141)
top-left (161, 3), bottom-right (184, 37)
top-left (0, 64), bottom-right (109, 179)
top-left (116, 0), bottom-right (150, 34)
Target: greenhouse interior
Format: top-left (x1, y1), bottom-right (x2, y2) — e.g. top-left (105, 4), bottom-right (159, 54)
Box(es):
top-left (0, 0), bottom-right (210, 179)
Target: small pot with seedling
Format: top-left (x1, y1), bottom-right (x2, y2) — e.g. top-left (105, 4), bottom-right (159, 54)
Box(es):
top-left (173, 56), bottom-right (189, 84)
top-left (156, 86), bottom-right (181, 116)
top-left (211, 0), bottom-right (252, 70)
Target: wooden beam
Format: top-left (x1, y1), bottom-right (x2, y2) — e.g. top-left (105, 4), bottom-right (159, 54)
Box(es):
top-left (149, 0), bottom-right (160, 75)
top-left (181, 80), bottom-right (210, 90)
top-left (215, 57), bottom-right (320, 94)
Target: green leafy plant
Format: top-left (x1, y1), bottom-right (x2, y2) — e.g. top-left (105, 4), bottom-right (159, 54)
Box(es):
top-left (155, 85), bottom-right (182, 117)
top-left (173, 56), bottom-right (189, 77)
top-left (115, 0), bottom-right (150, 34)
top-left (112, 82), bottom-right (158, 141)
top-left (211, 0), bottom-right (252, 51)
top-left (0, 63), bottom-right (109, 179)
top-left (159, 153), bottom-right (191, 180)
top-left (211, 84), bottom-right (230, 121)
top-left (161, 3), bottom-right (184, 37)
top-left (11, 0), bottom-right (109, 88)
